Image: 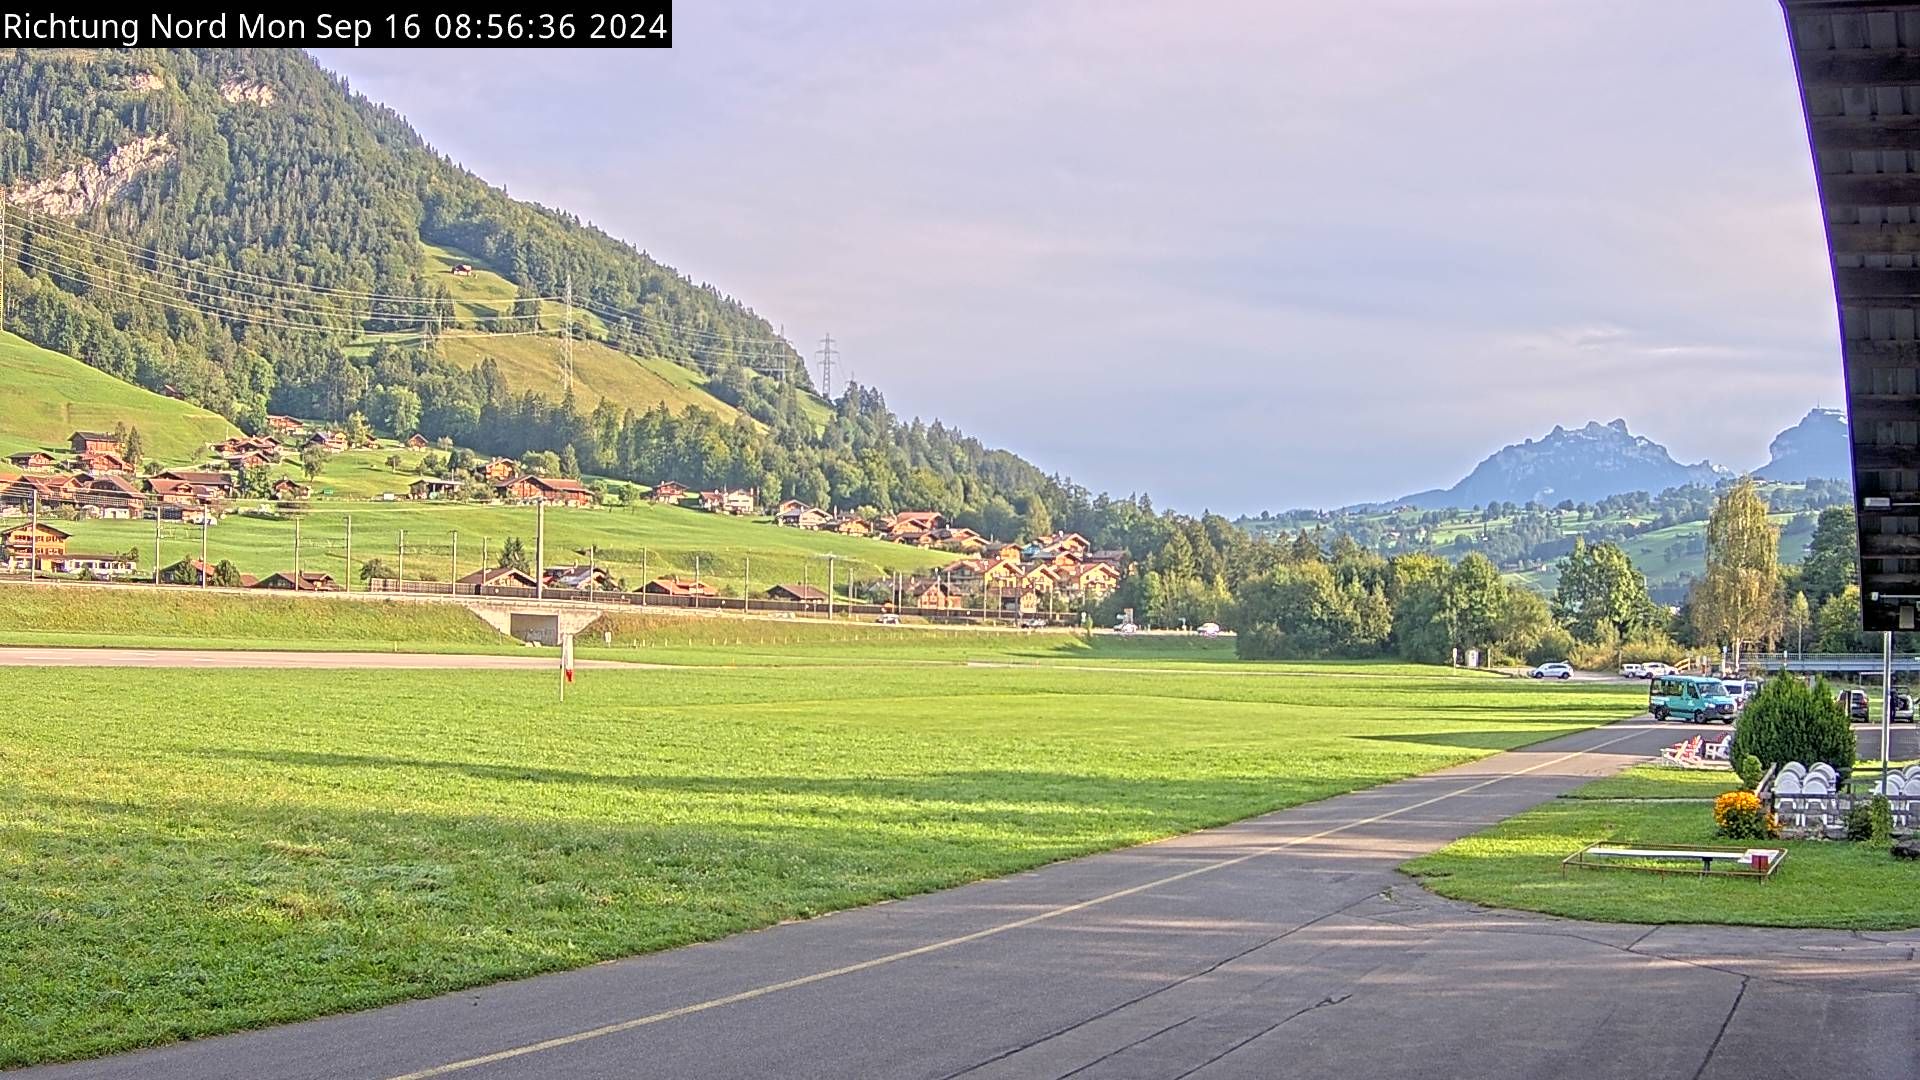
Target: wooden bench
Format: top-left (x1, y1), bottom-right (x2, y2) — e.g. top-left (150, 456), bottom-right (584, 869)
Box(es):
top-left (1562, 844), bottom-right (1785, 877)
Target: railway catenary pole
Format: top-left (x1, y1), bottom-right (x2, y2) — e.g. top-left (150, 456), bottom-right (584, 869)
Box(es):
top-left (28, 489), bottom-right (37, 582)
top-left (198, 505), bottom-right (208, 586)
top-left (535, 497), bottom-right (545, 600)
top-left (152, 513), bottom-right (161, 585)
top-left (1884, 631), bottom-right (1894, 790)
top-left (344, 514), bottom-right (352, 592)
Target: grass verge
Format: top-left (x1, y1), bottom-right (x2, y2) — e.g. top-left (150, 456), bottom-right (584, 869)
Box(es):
top-left (1404, 764), bottom-right (1920, 931)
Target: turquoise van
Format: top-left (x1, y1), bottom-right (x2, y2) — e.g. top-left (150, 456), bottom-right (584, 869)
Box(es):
top-left (1648, 675), bottom-right (1736, 724)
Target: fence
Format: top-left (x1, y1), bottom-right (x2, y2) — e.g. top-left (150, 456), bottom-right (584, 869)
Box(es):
top-left (362, 577), bottom-right (1085, 627)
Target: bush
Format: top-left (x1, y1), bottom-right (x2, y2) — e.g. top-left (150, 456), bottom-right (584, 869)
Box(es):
top-left (1735, 754), bottom-right (1763, 791)
top-left (1846, 801), bottom-right (1875, 841)
top-left (1870, 795), bottom-right (1895, 848)
top-left (1525, 626), bottom-right (1578, 667)
top-left (1728, 675), bottom-right (1856, 775)
top-left (1714, 790), bottom-right (1778, 841)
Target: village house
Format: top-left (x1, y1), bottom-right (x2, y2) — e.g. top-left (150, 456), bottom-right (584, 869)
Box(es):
top-left (1065, 561), bottom-right (1122, 599)
top-left (77, 474), bottom-right (144, 518)
top-left (306, 430), bottom-right (349, 453)
top-left (266, 415), bottom-right (304, 435)
top-left (765, 583), bottom-right (829, 604)
top-left (406, 434), bottom-right (430, 449)
top-left (254, 571), bottom-right (340, 592)
top-left (775, 503), bottom-right (831, 530)
top-left (642, 576), bottom-right (719, 598)
top-left (931, 527), bottom-right (987, 554)
top-left (7, 451), bottom-right (57, 471)
top-left (154, 469), bottom-right (235, 499)
top-left (945, 557), bottom-right (1022, 590)
top-left (650, 480), bottom-right (690, 504)
top-left (495, 475), bottom-right (593, 507)
top-left (214, 435), bottom-right (282, 460)
top-left (0, 473), bottom-right (77, 511)
top-left (827, 514), bottom-right (873, 537)
top-left (904, 578), bottom-right (966, 610)
top-left (218, 450), bottom-right (271, 471)
top-left (69, 431), bottom-right (120, 455)
top-left (480, 457), bottom-right (518, 483)
top-left (883, 510), bottom-right (947, 538)
top-left (50, 551), bottom-right (138, 577)
top-left (0, 521), bottom-right (70, 570)
top-left (450, 263), bottom-right (474, 277)
top-left (74, 450), bottom-right (132, 474)
top-left (271, 478), bottom-right (312, 501)
top-left (408, 477), bottom-right (464, 501)
top-left (455, 565), bottom-right (540, 591)
top-left (699, 488), bottom-right (757, 516)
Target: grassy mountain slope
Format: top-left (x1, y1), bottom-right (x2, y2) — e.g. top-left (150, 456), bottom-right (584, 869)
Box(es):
top-left (0, 330), bottom-right (236, 461)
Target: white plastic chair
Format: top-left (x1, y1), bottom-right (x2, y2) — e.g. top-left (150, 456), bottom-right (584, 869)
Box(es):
top-left (1775, 771), bottom-right (1803, 828)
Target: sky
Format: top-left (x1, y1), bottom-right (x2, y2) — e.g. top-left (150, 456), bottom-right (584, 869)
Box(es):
top-left (312, 0), bottom-right (1845, 515)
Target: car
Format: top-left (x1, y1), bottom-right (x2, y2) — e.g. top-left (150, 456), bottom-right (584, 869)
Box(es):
top-left (1197, 622), bottom-right (1221, 638)
top-left (1116, 622), bottom-right (1138, 635)
top-left (1017, 617), bottom-right (1047, 629)
top-left (1649, 675), bottom-right (1737, 723)
top-left (1894, 692), bottom-right (1914, 723)
top-left (1721, 678), bottom-right (1756, 709)
top-left (1639, 662), bottom-right (1674, 679)
top-left (1838, 688), bottom-right (1870, 721)
top-left (1530, 662), bottom-right (1573, 680)
top-left (1620, 663), bottom-right (1645, 679)
top-left (875, 614), bottom-right (901, 625)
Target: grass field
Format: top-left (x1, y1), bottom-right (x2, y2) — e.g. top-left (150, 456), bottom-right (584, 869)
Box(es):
top-left (0, 658), bottom-right (1641, 1066)
top-left (1403, 763), bottom-right (1920, 930)
top-left (0, 331), bottom-right (237, 463)
top-left (45, 497), bottom-right (955, 596)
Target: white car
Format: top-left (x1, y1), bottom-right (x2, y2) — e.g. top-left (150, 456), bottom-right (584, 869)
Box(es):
top-left (1620, 663), bottom-right (1645, 679)
top-left (1197, 622), bottom-right (1221, 638)
top-left (1530, 662), bottom-right (1573, 680)
top-left (1640, 662), bottom-right (1674, 679)
top-left (1116, 622), bottom-right (1138, 635)
top-left (874, 614), bottom-right (901, 625)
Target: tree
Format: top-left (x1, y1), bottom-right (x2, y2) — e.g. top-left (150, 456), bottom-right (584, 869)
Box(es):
top-left (300, 444), bottom-right (331, 481)
top-left (1692, 477), bottom-right (1780, 669)
top-left (212, 559), bottom-right (244, 588)
top-left (1443, 553), bottom-right (1506, 658)
top-left (344, 411), bottom-right (373, 446)
top-left (1552, 538), bottom-right (1660, 644)
top-left (1729, 674), bottom-right (1855, 774)
top-left (1815, 586), bottom-right (1870, 653)
top-left (123, 426), bottom-right (145, 467)
top-left (372, 384), bottom-right (422, 438)
top-left (498, 536), bottom-right (531, 574)
top-left (358, 558), bottom-right (394, 583)
top-left (1800, 506), bottom-right (1858, 606)
top-left (1786, 591), bottom-right (1812, 658)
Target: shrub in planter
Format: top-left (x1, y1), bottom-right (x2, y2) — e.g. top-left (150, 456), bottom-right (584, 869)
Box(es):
top-left (1714, 790), bottom-right (1778, 841)
top-left (1728, 675), bottom-right (1856, 775)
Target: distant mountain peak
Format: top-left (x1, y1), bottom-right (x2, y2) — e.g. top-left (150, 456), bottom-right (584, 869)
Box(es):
top-left (1389, 418), bottom-right (1723, 509)
top-left (1755, 408), bottom-right (1850, 482)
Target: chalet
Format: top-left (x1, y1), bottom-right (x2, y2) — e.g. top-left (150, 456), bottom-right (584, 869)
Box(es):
top-left (699, 488), bottom-right (757, 516)
top-left (0, 473), bottom-right (77, 510)
top-left (155, 469), bottom-right (234, 498)
top-left (775, 498), bottom-right (809, 515)
top-left (218, 450), bottom-right (270, 471)
top-left (884, 510), bottom-right (947, 536)
top-left (75, 450), bottom-right (131, 474)
top-left (1085, 549), bottom-right (1128, 568)
top-left (70, 431), bottom-right (120, 455)
top-left (544, 564), bottom-right (619, 591)
top-left (651, 480), bottom-right (690, 504)
top-left (145, 477), bottom-right (207, 508)
top-left (946, 557), bottom-right (1021, 589)
top-left (480, 457), bottom-right (518, 483)
top-left (271, 478), bottom-right (313, 501)
top-left (306, 431), bottom-right (349, 453)
top-left (932, 527), bottom-right (986, 554)
top-left (214, 435), bottom-right (281, 459)
top-left (77, 474), bottom-right (144, 518)
top-left (765, 583), bottom-right (829, 603)
top-left (642, 576), bottom-right (718, 598)
top-left (408, 477), bottom-right (464, 501)
top-left (904, 578), bottom-right (965, 610)
top-left (7, 451), bottom-right (56, 471)
top-left (455, 565), bottom-right (540, 591)
top-left (406, 433), bottom-right (430, 449)
top-left (159, 557), bottom-right (232, 585)
top-left (496, 475), bottom-right (593, 507)
top-left (254, 571), bottom-right (340, 592)
top-left (992, 586), bottom-right (1042, 614)
top-left (1, 522), bottom-right (70, 569)
top-left (1065, 561), bottom-right (1122, 598)
top-left (827, 514), bottom-right (873, 537)
top-left (266, 414), bottom-right (303, 433)
top-left (450, 263), bottom-right (474, 277)
top-left (1034, 531), bottom-right (1091, 557)
top-left (775, 504), bottom-right (831, 530)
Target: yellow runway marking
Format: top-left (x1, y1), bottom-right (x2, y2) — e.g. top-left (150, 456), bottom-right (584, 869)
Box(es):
top-left (384, 727), bottom-right (1649, 1080)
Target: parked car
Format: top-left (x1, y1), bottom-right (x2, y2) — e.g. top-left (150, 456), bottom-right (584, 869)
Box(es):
top-left (875, 614), bottom-right (901, 625)
top-left (1530, 662), bottom-right (1573, 680)
top-left (1620, 662), bottom-right (1645, 679)
top-left (1116, 622), bottom-right (1138, 635)
top-left (1639, 662), bottom-right (1674, 679)
top-left (1838, 688), bottom-right (1870, 721)
top-left (1197, 622), bottom-right (1221, 638)
top-left (1894, 692), bottom-right (1914, 723)
top-left (1649, 675), bottom-right (1737, 723)
top-left (1017, 617), bottom-right (1047, 629)
top-left (1721, 678), bottom-right (1756, 709)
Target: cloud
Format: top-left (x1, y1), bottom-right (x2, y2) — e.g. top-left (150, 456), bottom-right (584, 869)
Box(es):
top-left (312, 0), bottom-right (1847, 513)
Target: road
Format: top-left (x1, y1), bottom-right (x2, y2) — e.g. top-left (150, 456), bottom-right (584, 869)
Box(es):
top-left (21, 718), bottom-right (1918, 1080)
top-left (0, 646), bottom-right (664, 670)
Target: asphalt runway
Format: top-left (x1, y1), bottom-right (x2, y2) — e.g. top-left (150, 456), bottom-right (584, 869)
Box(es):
top-left (21, 718), bottom-right (1918, 1080)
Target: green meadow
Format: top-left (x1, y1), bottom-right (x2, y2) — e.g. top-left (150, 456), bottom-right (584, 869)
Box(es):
top-left (0, 659), bottom-right (1641, 1066)
top-left (0, 331), bottom-right (238, 462)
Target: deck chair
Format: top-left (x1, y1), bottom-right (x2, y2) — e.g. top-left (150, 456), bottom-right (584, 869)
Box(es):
top-left (1704, 735), bottom-right (1732, 761)
top-left (1660, 736), bottom-right (1705, 766)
